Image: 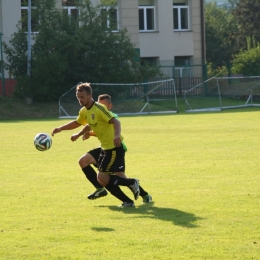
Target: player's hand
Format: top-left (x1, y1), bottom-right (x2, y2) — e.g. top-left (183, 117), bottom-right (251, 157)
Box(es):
top-left (114, 136), bottom-right (121, 147)
top-left (82, 132), bottom-right (91, 140)
top-left (51, 127), bottom-right (61, 136)
top-left (71, 134), bottom-right (80, 142)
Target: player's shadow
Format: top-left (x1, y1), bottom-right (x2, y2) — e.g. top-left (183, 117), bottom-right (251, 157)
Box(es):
top-left (91, 227), bottom-right (115, 232)
top-left (108, 203), bottom-right (203, 228)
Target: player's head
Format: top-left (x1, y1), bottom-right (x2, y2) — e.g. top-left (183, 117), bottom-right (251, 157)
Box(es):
top-left (98, 94), bottom-right (112, 110)
top-left (76, 82), bottom-right (92, 107)
top-left (76, 82), bottom-right (92, 94)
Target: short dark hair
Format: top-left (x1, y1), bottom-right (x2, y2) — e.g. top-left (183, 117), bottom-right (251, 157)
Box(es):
top-left (98, 94), bottom-right (111, 102)
top-left (76, 82), bottom-right (92, 94)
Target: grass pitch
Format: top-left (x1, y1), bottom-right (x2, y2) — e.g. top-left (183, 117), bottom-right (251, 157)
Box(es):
top-left (0, 111), bottom-right (260, 259)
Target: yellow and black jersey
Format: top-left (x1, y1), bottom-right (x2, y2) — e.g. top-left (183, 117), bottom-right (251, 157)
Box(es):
top-left (76, 102), bottom-right (124, 150)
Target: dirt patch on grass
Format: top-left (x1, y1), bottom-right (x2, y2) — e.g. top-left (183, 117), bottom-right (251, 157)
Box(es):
top-left (0, 97), bottom-right (59, 120)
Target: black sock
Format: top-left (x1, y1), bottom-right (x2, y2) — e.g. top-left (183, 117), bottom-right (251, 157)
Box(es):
top-left (82, 166), bottom-right (103, 189)
top-left (106, 183), bottom-right (133, 203)
top-left (139, 186), bottom-right (148, 197)
top-left (126, 182), bottom-right (148, 197)
top-left (109, 175), bottom-right (134, 187)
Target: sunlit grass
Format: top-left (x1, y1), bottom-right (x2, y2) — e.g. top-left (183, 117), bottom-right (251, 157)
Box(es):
top-left (1, 111), bottom-right (260, 259)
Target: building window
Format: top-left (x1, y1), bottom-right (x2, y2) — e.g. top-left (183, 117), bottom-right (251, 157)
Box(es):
top-left (101, 7), bottom-right (119, 31)
top-left (174, 56), bottom-right (191, 77)
top-left (139, 0), bottom-right (155, 32)
top-left (173, 0), bottom-right (189, 31)
top-left (62, 1), bottom-right (118, 30)
top-left (62, 0), bottom-right (79, 20)
top-left (21, 0), bottom-right (39, 32)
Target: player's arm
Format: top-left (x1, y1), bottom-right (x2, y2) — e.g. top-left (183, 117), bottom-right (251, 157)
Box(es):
top-left (71, 124), bottom-right (92, 142)
top-left (82, 130), bottom-right (96, 140)
top-left (51, 120), bottom-right (81, 136)
top-left (109, 117), bottom-right (121, 147)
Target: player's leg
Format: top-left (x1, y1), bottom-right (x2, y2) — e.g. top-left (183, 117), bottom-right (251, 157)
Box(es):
top-left (115, 172), bottom-right (127, 178)
top-left (106, 180), bottom-right (135, 207)
top-left (97, 146), bottom-right (140, 201)
top-left (84, 147), bottom-right (135, 205)
top-left (115, 172), bottom-right (152, 203)
top-left (80, 147), bottom-right (137, 204)
top-left (79, 148), bottom-right (108, 200)
top-left (97, 171), bottom-right (136, 207)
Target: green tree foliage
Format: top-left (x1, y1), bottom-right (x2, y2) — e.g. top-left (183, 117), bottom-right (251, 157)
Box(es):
top-left (232, 0), bottom-right (260, 51)
top-left (205, 2), bottom-right (237, 68)
top-left (3, 0), bottom-right (161, 101)
top-left (232, 37), bottom-right (260, 76)
top-left (100, 0), bottom-right (117, 4)
top-left (3, 23), bottom-right (28, 77)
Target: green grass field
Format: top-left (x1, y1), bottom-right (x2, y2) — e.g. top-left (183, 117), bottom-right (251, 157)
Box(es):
top-left (1, 111), bottom-right (260, 259)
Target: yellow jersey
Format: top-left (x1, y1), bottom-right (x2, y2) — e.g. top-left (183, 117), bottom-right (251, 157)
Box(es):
top-left (76, 102), bottom-right (124, 150)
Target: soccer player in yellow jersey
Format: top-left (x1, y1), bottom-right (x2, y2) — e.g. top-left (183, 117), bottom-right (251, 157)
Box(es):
top-left (51, 82), bottom-right (140, 207)
top-left (73, 94), bottom-right (152, 204)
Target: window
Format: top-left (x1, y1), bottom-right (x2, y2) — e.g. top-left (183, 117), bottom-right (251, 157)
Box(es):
top-left (174, 56), bottom-right (191, 77)
top-left (139, 0), bottom-right (155, 32)
top-left (173, 0), bottom-right (189, 31)
top-left (62, 0), bottom-right (79, 20)
top-left (62, 1), bottom-right (118, 30)
top-left (21, 0), bottom-right (39, 32)
top-left (101, 7), bottom-right (119, 31)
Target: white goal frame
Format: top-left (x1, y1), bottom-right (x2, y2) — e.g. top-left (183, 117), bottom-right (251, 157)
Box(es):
top-left (59, 78), bottom-right (178, 118)
top-left (184, 76), bottom-right (260, 112)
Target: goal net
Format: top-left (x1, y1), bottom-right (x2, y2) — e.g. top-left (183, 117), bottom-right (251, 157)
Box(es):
top-left (59, 78), bottom-right (178, 118)
top-left (184, 76), bottom-right (260, 112)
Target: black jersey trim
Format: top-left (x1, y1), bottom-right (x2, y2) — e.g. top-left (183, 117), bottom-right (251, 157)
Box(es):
top-left (94, 103), bottom-right (113, 118)
top-left (87, 100), bottom-right (95, 110)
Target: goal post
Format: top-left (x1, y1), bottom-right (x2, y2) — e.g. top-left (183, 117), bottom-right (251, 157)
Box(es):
top-left (184, 76), bottom-right (260, 112)
top-left (59, 78), bottom-right (178, 118)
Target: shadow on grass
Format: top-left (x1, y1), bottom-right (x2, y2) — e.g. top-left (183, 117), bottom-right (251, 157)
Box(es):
top-left (91, 227), bottom-right (115, 232)
top-left (106, 203), bottom-right (203, 228)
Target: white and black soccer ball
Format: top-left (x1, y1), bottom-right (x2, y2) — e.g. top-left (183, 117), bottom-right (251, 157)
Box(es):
top-left (34, 133), bottom-right (52, 151)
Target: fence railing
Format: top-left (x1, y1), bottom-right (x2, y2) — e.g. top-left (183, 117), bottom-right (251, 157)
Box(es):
top-left (184, 76), bottom-right (260, 112)
top-left (1, 77), bottom-right (206, 98)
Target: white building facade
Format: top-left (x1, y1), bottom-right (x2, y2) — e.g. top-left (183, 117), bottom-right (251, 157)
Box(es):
top-left (0, 0), bottom-right (206, 80)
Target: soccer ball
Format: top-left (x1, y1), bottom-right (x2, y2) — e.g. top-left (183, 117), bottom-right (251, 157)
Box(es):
top-left (34, 133), bottom-right (52, 151)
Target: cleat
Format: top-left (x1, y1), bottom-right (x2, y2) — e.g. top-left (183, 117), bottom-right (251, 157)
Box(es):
top-left (87, 188), bottom-right (108, 200)
top-left (142, 194), bottom-right (152, 203)
top-left (119, 201), bottom-right (135, 208)
top-left (129, 179), bottom-right (140, 200)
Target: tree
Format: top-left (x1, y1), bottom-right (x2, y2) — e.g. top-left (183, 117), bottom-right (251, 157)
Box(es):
top-left (231, 37), bottom-right (260, 76)
top-left (3, 0), bottom-right (161, 101)
top-left (232, 0), bottom-right (260, 51)
top-left (205, 2), bottom-right (238, 68)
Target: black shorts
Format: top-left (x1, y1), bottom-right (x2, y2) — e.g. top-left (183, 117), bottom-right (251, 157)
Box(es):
top-left (88, 147), bottom-right (102, 164)
top-left (88, 145), bottom-right (125, 173)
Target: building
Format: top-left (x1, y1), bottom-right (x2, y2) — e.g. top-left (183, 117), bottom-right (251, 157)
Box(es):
top-left (0, 0), bottom-right (206, 95)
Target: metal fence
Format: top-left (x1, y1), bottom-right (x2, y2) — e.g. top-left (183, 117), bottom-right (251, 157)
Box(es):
top-left (160, 64), bottom-right (207, 96)
top-left (184, 76), bottom-right (260, 112)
